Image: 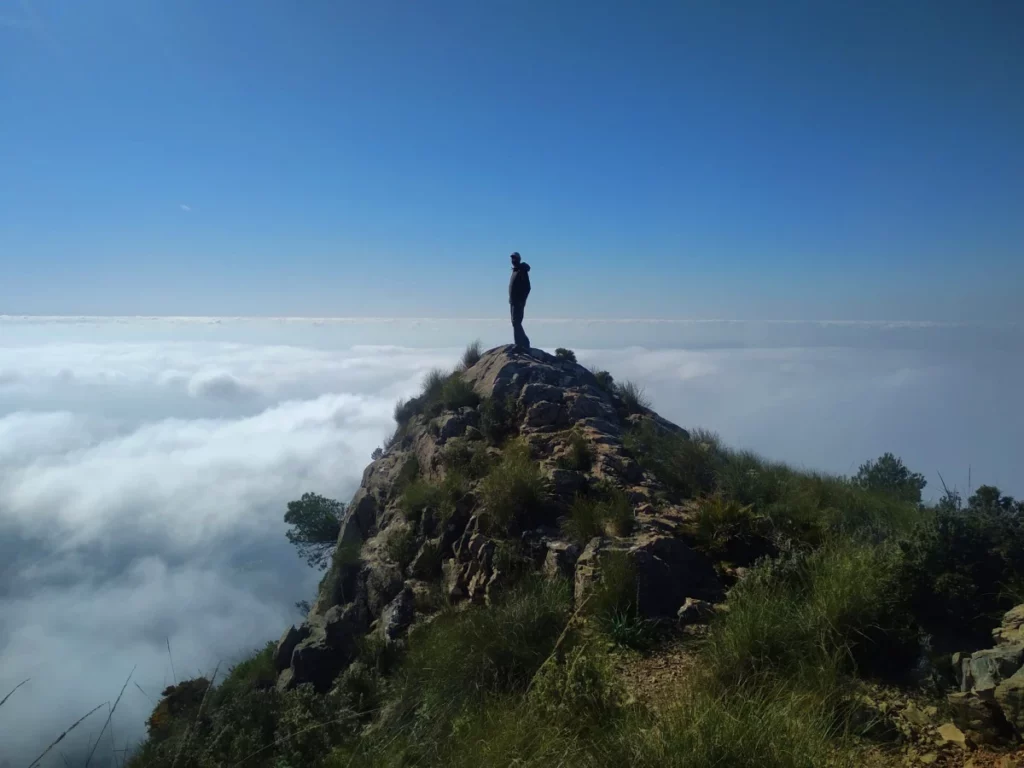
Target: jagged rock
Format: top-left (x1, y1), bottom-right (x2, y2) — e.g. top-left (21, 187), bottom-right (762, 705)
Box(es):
top-left (437, 407), bottom-right (479, 443)
top-left (282, 601), bottom-right (369, 692)
top-left (995, 605), bottom-right (1024, 647)
top-left (381, 587), bottom-right (416, 644)
top-left (575, 534), bottom-right (723, 618)
top-left (520, 382), bottom-right (563, 406)
top-left (960, 645), bottom-right (1024, 692)
top-left (936, 722), bottom-right (967, 748)
top-left (995, 667), bottom-right (1024, 734)
top-left (545, 467), bottom-right (588, 498)
top-left (677, 597), bottom-right (715, 626)
top-left (947, 690), bottom-right (1013, 745)
top-left (568, 394), bottom-right (616, 422)
top-left (524, 400), bottom-right (565, 429)
top-left (543, 540), bottom-right (582, 580)
top-left (365, 558), bottom-right (405, 617)
top-left (273, 624), bottom-right (309, 672)
top-left (409, 537), bottom-right (442, 579)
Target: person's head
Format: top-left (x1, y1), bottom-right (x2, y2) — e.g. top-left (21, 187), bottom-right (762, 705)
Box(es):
top-left (510, 251), bottom-right (521, 267)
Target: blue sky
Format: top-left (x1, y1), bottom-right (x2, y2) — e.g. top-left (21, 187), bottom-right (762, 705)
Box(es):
top-left (1, 1), bottom-right (1021, 320)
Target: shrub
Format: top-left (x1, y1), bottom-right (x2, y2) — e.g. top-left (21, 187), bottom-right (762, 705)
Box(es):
top-left (461, 340), bottom-right (483, 369)
top-left (626, 420), bottom-right (723, 499)
top-left (385, 579), bottom-right (572, 737)
top-left (383, 524), bottom-right (417, 569)
top-left (400, 478), bottom-right (444, 521)
top-left (480, 395), bottom-right (519, 444)
top-left (563, 488), bottom-right (634, 543)
top-left (439, 373), bottom-right (480, 411)
top-left (479, 439), bottom-right (546, 531)
top-left (614, 380), bottom-right (650, 413)
top-left (441, 438), bottom-right (492, 479)
top-left (422, 368), bottom-right (447, 403)
top-left (214, 643), bottom-right (277, 706)
top-left (901, 506), bottom-right (1024, 649)
top-left (554, 347), bottom-right (577, 363)
top-left (689, 493), bottom-right (768, 559)
top-left (556, 429), bottom-right (592, 471)
top-left (396, 454), bottom-right (420, 489)
top-left (590, 368), bottom-right (615, 392)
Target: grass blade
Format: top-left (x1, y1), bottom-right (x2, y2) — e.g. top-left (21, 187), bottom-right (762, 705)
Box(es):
top-left (26, 702), bottom-right (105, 768)
top-left (0, 678), bottom-right (29, 711)
top-left (84, 666), bottom-right (135, 768)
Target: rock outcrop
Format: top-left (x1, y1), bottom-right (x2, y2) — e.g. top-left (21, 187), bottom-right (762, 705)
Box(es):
top-left (948, 605), bottom-right (1024, 745)
top-left (275, 345), bottom-right (718, 692)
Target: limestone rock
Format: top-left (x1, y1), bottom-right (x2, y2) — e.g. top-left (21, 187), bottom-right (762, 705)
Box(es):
top-left (962, 645), bottom-right (1024, 692)
top-left (677, 597), bottom-right (715, 626)
top-left (273, 624), bottom-right (309, 672)
top-left (381, 587), bottom-right (416, 644)
top-left (543, 540), bottom-right (582, 580)
top-left (575, 534), bottom-right (723, 619)
top-left (282, 601), bottom-right (369, 692)
top-left (947, 690), bottom-right (1012, 746)
top-left (936, 722), bottom-right (967, 748)
top-left (995, 666), bottom-right (1024, 734)
top-left (437, 407), bottom-right (479, 443)
top-left (994, 605), bottom-right (1024, 647)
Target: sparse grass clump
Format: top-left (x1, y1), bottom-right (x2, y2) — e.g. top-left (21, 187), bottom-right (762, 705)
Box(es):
top-left (479, 439), bottom-right (546, 530)
top-left (441, 438), bottom-right (492, 479)
top-left (400, 478), bottom-right (445, 521)
top-left (439, 373), bottom-right (480, 411)
top-left (614, 380), bottom-right (650, 413)
top-left (626, 420), bottom-right (724, 499)
top-left (563, 488), bottom-right (634, 543)
top-left (461, 340), bottom-right (482, 370)
top-left (480, 394), bottom-right (519, 444)
top-left (590, 368), bottom-right (614, 392)
top-left (382, 524), bottom-right (417, 568)
top-left (689, 493), bottom-right (766, 558)
top-left (556, 429), bottom-right (593, 471)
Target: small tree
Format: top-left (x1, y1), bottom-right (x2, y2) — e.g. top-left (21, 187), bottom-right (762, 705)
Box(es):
top-left (968, 485), bottom-right (1022, 515)
top-left (854, 453), bottom-right (926, 503)
top-left (284, 492), bottom-right (344, 569)
top-left (554, 347), bottom-right (577, 363)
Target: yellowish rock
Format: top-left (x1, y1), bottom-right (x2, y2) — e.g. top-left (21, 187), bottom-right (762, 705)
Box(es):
top-left (936, 722), bottom-right (967, 748)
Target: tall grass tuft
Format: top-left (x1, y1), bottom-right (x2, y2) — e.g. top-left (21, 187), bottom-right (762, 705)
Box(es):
top-left (479, 439), bottom-right (546, 530)
top-left (461, 340), bottom-right (483, 370)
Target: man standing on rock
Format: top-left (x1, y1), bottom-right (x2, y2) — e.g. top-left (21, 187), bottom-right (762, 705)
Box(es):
top-left (509, 251), bottom-right (531, 349)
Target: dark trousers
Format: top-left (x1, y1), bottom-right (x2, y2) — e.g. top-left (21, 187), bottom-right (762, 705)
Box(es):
top-left (510, 302), bottom-right (530, 348)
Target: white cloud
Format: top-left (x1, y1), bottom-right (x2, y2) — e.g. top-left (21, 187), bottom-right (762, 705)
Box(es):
top-left (179, 203), bottom-right (192, 212)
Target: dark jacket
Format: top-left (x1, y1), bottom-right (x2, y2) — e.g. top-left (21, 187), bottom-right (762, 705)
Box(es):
top-left (509, 262), bottom-right (531, 305)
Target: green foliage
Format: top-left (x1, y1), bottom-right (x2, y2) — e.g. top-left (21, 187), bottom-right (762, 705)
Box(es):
top-left (400, 478), bottom-right (444, 521)
top-left (145, 677), bottom-right (210, 742)
top-left (478, 439), bottom-right (546, 531)
top-left (614, 380), bottom-right (650, 413)
top-left (441, 438), bottom-right (492, 479)
top-left (590, 368), bottom-right (615, 392)
top-left (563, 488), bottom-right (634, 543)
top-left (854, 452), bottom-right (927, 503)
top-left (382, 524), bottom-right (417, 569)
top-left (555, 429), bottom-right (593, 471)
top-left (439, 373), bottom-right (480, 411)
top-left (554, 347), bottom-right (577, 363)
top-left (214, 642), bottom-right (277, 707)
top-left (705, 539), bottom-right (917, 685)
top-left (582, 549), bottom-right (655, 648)
top-left (395, 454), bottom-right (420, 489)
top-left (626, 419), bottom-right (723, 499)
top-left (529, 642), bottom-right (621, 726)
top-left (284, 492), bottom-right (344, 570)
top-left (461, 339), bottom-right (482, 370)
top-left (901, 504), bottom-right (1024, 649)
top-left (479, 394), bottom-right (519, 444)
top-left (637, 681), bottom-right (852, 768)
top-left (689, 493), bottom-right (768, 558)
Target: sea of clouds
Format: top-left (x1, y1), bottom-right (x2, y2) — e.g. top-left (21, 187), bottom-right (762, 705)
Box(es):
top-left (1, 316), bottom-right (1022, 764)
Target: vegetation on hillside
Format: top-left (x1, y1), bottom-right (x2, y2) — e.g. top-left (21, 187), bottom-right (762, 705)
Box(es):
top-left (126, 344), bottom-right (1024, 767)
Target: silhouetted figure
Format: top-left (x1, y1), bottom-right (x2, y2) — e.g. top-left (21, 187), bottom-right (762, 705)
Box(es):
top-left (508, 251), bottom-right (531, 348)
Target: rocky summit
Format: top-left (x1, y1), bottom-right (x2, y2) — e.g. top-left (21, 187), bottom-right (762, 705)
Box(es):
top-left (273, 345), bottom-right (721, 693)
top-left (127, 343), bottom-right (1024, 768)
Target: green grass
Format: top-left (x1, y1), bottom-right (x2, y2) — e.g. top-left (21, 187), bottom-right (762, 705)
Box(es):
top-left (556, 428), bottom-right (593, 471)
top-left (382, 524), bottom-right (417, 568)
top-left (689, 493), bottom-right (766, 557)
top-left (400, 478), bottom-right (445, 520)
top-left (461, 340), bottom-right (483, 370)
top-left (440, 373), bottom-right (480, 411)
top-left (563, 488), bottom-right (634, 543)
top-left (554, 347), bottom-right (577, 363)
top-left (614, 380), bottom-right (650, 413)
top-left (480, 394), bottom-right (519, 444)
top-left (441, 437), bottom-right (492, 479)
top-left (478, 439), bottom-right (546, 531)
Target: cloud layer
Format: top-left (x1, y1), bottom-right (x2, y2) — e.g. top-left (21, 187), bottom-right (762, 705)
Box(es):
top-left (1, 318), bottom-right (1022, 763)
